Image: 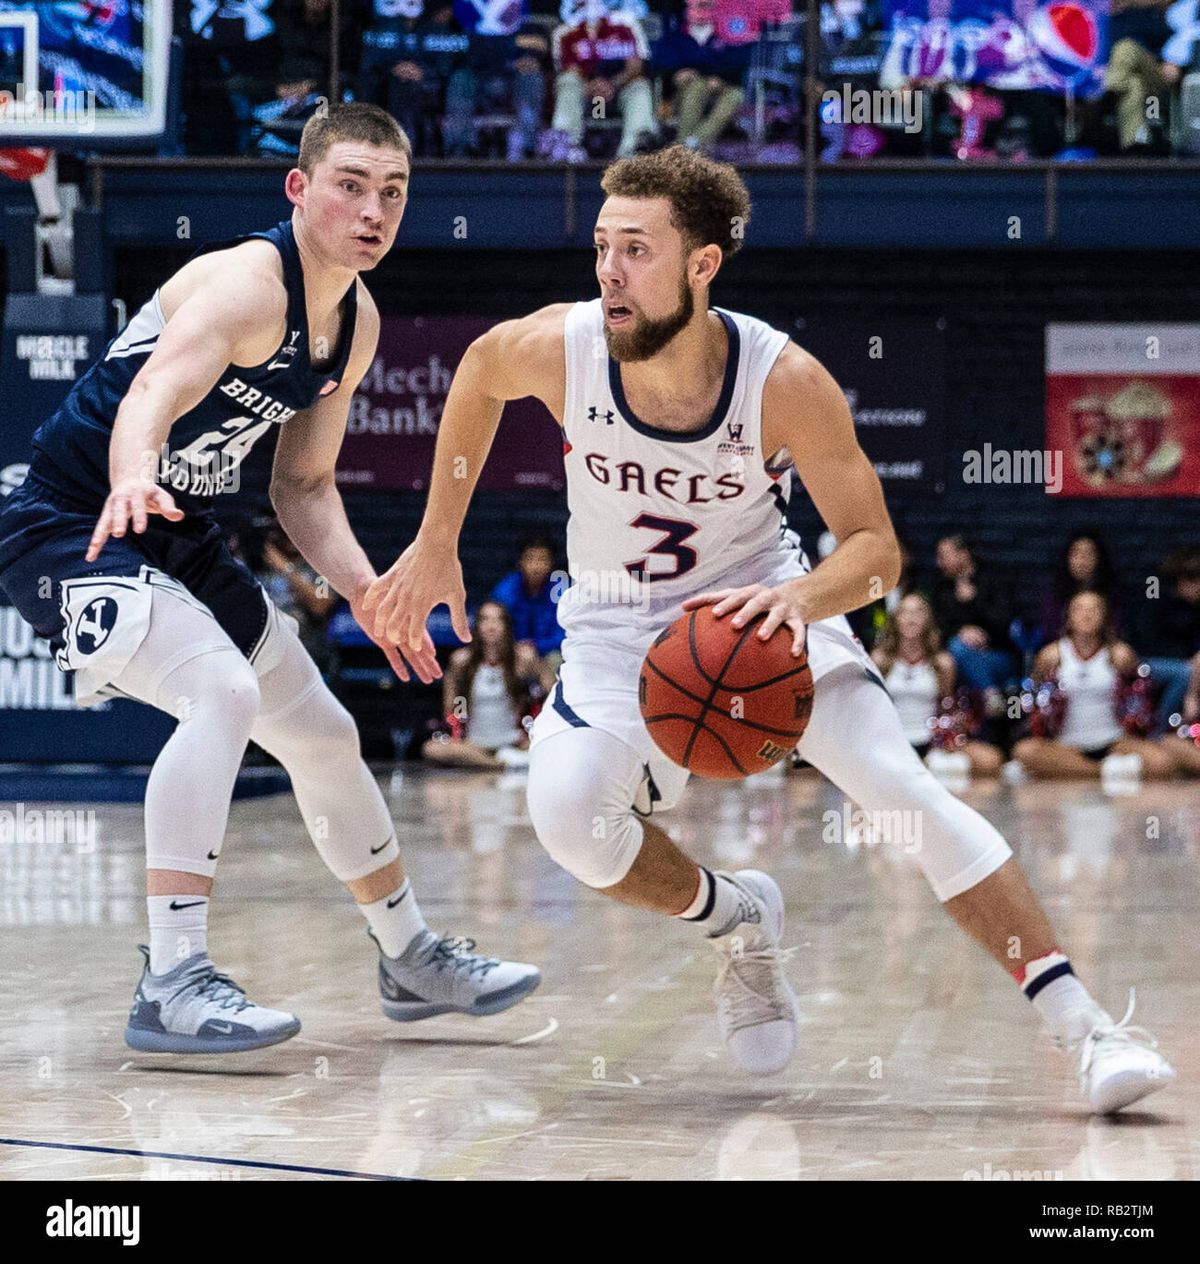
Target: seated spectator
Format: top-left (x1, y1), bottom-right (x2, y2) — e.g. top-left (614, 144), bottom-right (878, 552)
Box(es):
top-left (178, 0), bottom-right (281, 154)
top-left (358, 2), bottom-right (471, 157)
top-left (1104, 0), bottom-right (1184, 153)
top-left (1137, 545), bottom-right (1200, 731)
top-left (872, 593), bottom-right (1003, 776)
top-left (1012, 591), bottom-right (1174, 780)
top-left (444, 3), bottom-right (549, 159)
top-left (1164, 655), bottom-right (1200, 775)
top-left (545, 0), bottom-right (656, 161)
top-left (491, 537), bottom-right (565, 670)
top-left (653, 0), bottom-right (753, 153)
top-left (1038, 529), bottom-right (1120, 647)
top-left (256, 526), bottom-right (338, 665)
top-left (422, 601), bottom-right (550, 769)
top-left (854, 536), bottom-right (922, 650)
top-left (931, 534), bottom-right (1017, 694)
top-left (216, 0), bottom-right (360, 156)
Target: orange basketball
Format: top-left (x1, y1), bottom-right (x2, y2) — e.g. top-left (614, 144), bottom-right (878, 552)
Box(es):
top-left (638, 606), bottom-right (814, 779)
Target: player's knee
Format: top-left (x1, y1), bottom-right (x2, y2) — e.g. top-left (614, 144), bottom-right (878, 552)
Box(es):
top-left (526, 771), bottom-right (642, 888)
top-left (163, 650), bottom-right (261, 730)
top-left (320, 694), bottom-right (362, 759)
top-left (215, 655), bottom-right (262, 725)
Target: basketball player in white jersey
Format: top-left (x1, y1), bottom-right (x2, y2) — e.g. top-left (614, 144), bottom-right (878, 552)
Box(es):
top-left (363, 147), bottom-right (1174, 1112)
top-left (0, 105), bottom-right (539, 1054)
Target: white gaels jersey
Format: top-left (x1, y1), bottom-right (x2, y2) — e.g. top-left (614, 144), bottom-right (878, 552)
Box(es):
top-left (554, 299), bottom-right (866, 682)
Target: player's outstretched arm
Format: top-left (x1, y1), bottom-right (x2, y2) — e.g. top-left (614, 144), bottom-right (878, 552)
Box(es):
top-left (684, 342), bottom-right (901, 650)
top-left (269, 289), bottom-right (439, 685)
top-left (362, 303), bottom-right (568, 655)
top-left (87, 264), bottom-right (287, 562)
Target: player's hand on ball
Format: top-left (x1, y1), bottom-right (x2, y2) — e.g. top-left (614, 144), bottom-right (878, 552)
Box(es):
top-left (86, 479), bottom-right (184, 561)
top-left (350, 589), bottom-right (441, 685)
top-left (361, 536), bottom-right (472, 657)
top-left (682, 583), bottom-right (808, 656)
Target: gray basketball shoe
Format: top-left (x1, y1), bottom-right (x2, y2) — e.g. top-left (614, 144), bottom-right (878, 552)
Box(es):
top-left (375, 930), bottom-right (541, 1020)
top-left (124, 946), bottom-right (301, 1053)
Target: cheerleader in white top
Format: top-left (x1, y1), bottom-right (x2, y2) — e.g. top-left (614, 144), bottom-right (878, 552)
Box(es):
top-left (422, 601), bottom-right (552, 770)
top-left (871, 593), bottom-right (1003, 777)
top-left (1166, 656), bottom-right (1200, 776)
top-left (1013, 591), bottom-right (1174, 780)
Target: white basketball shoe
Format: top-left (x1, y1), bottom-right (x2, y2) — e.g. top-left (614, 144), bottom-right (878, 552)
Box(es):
top-left (709, 870), bottom-right (798, 1076)
top-left (1057, 991), bottom-right (1176, 1114)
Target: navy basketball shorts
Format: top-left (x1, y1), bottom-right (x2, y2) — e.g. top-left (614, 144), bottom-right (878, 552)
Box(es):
top-left (0, 471), bottom-right (272, 701)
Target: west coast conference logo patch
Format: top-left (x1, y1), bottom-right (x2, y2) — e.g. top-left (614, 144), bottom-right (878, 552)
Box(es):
top-left (717, 420), bottom-right (755, 457)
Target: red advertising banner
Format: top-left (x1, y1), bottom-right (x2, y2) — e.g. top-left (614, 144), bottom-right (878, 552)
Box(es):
top-left (1045, 324), bottom-right (1200, 498)
top-left (336, 316), bottom-right (564, 492)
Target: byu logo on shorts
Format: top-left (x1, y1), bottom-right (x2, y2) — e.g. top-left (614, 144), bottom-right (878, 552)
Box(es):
top-left (76, 597), bottom-right (117, 654)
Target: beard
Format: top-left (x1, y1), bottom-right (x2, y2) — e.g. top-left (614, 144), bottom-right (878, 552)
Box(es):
top-left (604, 278), bottom-right (695, 363)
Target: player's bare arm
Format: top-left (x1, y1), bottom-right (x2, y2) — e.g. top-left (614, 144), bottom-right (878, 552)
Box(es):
top-left (362, 303), bottom-right (570, 652)
top-left (86, 252), bottom-right (289, 561)
top-left (270, 286), bottom-right (439, 685)
top-left (684, 342), bottom-right (901, 654)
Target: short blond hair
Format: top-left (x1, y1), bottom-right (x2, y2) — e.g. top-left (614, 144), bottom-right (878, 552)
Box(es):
top-left (298, 102), bottom-right (411, 175)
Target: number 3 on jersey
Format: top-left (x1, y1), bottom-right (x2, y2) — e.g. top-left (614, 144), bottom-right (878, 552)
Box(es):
top-left (624, 512), bottom-right (699, 582)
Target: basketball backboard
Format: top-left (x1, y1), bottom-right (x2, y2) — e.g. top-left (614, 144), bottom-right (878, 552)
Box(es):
top-left (0, 1), bottom-right (171, 143)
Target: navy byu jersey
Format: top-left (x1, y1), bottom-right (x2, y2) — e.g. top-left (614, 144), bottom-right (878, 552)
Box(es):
top-left (29, 218), bottom-right (359, 515)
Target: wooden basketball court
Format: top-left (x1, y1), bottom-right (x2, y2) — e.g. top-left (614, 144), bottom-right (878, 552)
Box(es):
top-left (0, 768), bottom-right (1194, 1181)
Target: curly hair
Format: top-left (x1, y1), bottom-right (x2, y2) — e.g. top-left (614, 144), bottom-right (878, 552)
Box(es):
top-left (600, 145), bottom-right (751, 263)
top-left (298, 102), bottom-right (411, 175)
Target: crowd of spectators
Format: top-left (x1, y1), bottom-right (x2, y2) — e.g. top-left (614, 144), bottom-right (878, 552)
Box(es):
top-left (174, 0), bottom-right (1200, 162)
top-left (253, 512), bottom-right (1200, 782)
top-left (853, 531), bottom-right (1200, 782)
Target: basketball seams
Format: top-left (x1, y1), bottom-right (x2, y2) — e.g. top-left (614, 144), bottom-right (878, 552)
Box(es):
top-left (646, 710), bottom-right (753, 777)
top-left (719, 661), bottom-right (813, 693)
top-left (643, 706), bottom-right (807, 742)
top-left (642, 652), bottom-right (799, 733)
top-left (641, 606), bottom-right (815, 777)
top-left (682, 611), bottom-right (760, 768)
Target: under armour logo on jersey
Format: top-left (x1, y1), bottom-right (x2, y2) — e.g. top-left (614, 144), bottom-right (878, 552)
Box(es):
top-left (75, 598), bottom-right (117, 654)
top-left (588, 406), bottom-right (614, 424)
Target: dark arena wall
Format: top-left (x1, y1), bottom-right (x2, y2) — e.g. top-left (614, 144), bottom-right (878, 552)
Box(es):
top-left (113, 243), bottom-right (1200, 621)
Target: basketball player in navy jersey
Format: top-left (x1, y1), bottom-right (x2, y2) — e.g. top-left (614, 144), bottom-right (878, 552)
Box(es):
top-left (0, 104), bottom-right (539, 1054)
top-left (365, 147), bottom-right (1174, 1112)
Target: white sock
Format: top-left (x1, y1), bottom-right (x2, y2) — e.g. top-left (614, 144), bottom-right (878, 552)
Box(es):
top-left (147, 895), bottom-right (209, 975)
top-left (677, 868), bottom-right (752, 937)
top-left (1021, 950), bottom-right (1101, 1041)
top-left (360, 879), bottom-right (427, 958)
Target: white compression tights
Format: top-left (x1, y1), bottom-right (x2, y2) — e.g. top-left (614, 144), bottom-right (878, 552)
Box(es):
top-left (793, 664), bottom-right (1012, 901)
top-left (116, 589), bottom-right (398, 881)
top-left (528, 663), bottom-right (1013, 900)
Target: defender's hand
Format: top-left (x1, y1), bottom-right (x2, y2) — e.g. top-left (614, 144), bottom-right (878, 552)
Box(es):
top-left (349, 589), bottom-right (441, 685)
top-left (682, 582), bottom-right (808, 657)
top-left (361, 537), bottom-right (471, 656)
top-left (86, 479), bottom-right (183, 562)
